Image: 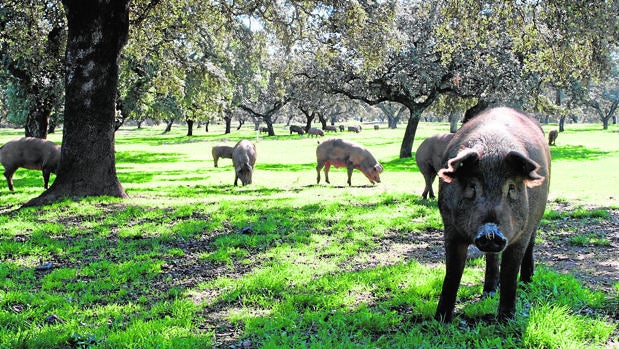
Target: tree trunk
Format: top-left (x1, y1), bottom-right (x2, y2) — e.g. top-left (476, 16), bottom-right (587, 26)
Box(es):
top-left (26, 0), bottom-right (129, 207)
top-left (48, 117), bottom-right (57, 134)
top-left (399, 107), bottom-right (421, 158)
top-left (186, 119), bottom-right (194, 136)
top-left (559, 116), bottom-right (566, 132)
top-left (261, 116), bottom-right (275, 136)
top-left (204, 119), bottom-right (209, 132)
top-left (25, 107), bottom-right (51, 139)
top-left (318, 112), bottom-right (327, 130)
top-left (449, 113), bottom-right (459, 133)
top-left (164, 119), bottom-right (174, 133)
top-left (224, 113), bottom-right (232, 134)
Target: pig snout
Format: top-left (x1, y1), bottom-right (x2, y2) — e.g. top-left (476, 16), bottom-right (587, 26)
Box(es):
top-left (474, 223), bottom-right (507, 253)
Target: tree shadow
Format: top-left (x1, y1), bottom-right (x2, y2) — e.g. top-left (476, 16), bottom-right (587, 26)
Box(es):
top-left (116, 150), bottom-right (186, 164)
top-left (549, 145), bottom-right (610, 161)
top-left (379, 156), bottom-right (418, 172)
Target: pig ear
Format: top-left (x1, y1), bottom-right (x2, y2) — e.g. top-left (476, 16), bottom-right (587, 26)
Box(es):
top-left (438, 148), bottom-right (480, 183)
top-left (505, 151), bottom-right (545, 188)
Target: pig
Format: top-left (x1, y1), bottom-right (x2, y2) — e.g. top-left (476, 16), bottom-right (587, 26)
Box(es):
top-left (316, 138), bottom-right (383, 186)
top-left (434, 107), bottom-right (550, 322)
top-left (232, 139), bottom-right (256, 186)
top-left (324, 125), bottom-right (338, 132)
top-left (414, 133), bottom-right (454, 200)
top-left (289, 125), bottom-right (305, 135)
top-left (0, 137), bottom-right (61, 191)
top-left (374, 125), bottom-right (379, 130)
top-left (211, 145), bottom-right (234, 167)
top-left (548, 129), bottom-right (558, 146)
top-left (308, 128), bottom-right (325, 137)
top-left (347, 125), bottom-right (361, 133)
top-left (339, 125), bottom-right (345, 132)
top-left (259, 127), bottom-right (269, 134)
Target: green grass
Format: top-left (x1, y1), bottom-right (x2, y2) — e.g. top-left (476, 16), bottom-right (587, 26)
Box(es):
top-left (0, 121), bottom-right (617, 348)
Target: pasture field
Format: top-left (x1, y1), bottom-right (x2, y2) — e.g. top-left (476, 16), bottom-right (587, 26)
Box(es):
top-left (0, 121), bottom-right (617, 348)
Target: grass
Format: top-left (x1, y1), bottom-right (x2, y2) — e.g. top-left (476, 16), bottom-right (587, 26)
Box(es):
top-left (0, 121), bottom-right (617, 348)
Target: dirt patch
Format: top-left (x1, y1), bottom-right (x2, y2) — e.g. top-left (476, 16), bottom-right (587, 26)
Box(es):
top-left (386, 204), bottom-right (619, 294)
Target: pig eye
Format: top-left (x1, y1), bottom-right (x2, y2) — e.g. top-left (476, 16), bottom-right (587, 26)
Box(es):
top-left (463, 182), bottom-right (477, 199)
top-left (508, 183), bottom-right (518, 200)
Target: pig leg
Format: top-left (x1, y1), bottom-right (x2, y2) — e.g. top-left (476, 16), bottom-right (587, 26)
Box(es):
top-left (42, 169), bottom-right (52, 189)
top-left (422, 171), bottom-right (437, 199)
top-left (323, 163), bottom-right (332, 184)
top-left (435, 238), bottom-right (468, 322)
top-left (519, 230), bottom-right (536, 283)
top-left (4, 167), bottom-right (16, 191)
top-left (214, 156), bottom-right (219, 167)
top-left (483, 253), bottom-right (500, 297)
top-left (346, 163), bottom-right (354, 186)
top-left (497, 240), bottom-right (528, 320)
top-left (316, 161), bottom-right (325, 184)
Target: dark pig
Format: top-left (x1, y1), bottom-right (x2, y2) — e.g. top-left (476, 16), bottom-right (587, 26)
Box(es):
top-left (435, 107), bottom-right (550, 322)
top-left (548, 129), bottom-right (558, 146)
top-left (0, 137), bottom-right (61, 191)
top-left (324, 125), bottom-right (338, 132)
top-left (289, 125), bottom-right (305, 135)
top-left (347, 125), bottom-right (361, 133)
top-left (316, 138), bottom-right (383, 186)
top-left (308, 128), bottom-right (325, 137)
top-left (415, 133), bottom-right (454, 199)
top-left (211, 145), bottom-right (233, 167)
top-left (232, 140), bottom-right (256, 186)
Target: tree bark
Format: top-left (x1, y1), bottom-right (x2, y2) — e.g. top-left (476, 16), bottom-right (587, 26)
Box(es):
top-left (399, 107), bottom-right (422, 158)
top-left (25, 105), bottom-right (51, 139)
top-left (559, 116), bottom-right (566, 132)
top-left (26, 0), bottom-right (129, 206)
top-left (164, 119), bottom-right (174, 133)
top-left (186, 119), bottom-right (194, 136)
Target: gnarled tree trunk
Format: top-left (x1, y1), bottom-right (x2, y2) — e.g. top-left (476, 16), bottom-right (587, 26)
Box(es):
top-left (27, 0), bottom-right (129, 206)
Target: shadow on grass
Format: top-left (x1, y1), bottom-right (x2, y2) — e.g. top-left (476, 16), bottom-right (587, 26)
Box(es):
top-left (4, 194), bottom-right (614, 348)
top-left (549, 145), bottom-right (610, 161)
top-left (258, 162), bottom-right (316, 172)
top-left (116, 150), bottom-right (186, 164)
top-left (380, 156), bottom-right (418, 172)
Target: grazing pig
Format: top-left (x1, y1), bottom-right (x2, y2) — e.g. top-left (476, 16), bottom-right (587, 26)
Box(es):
top-left (434, 107), bottom-right (550, 322)
top-left (290, 125), bottom-right (305, 135)
top-left (232, 140), bottom-right (256, 186)
top-left (324, 125), bottom-right (338, 132)
top-left (374, 125), bottom-right (379, 130)
top-left (316, 138), bottom-right (383, 186)
top-left (259, 127), bottom-right (269, 134)
top-left (339, 125), bottom-right (345, 132)
top-left (211, 145), bottom-right (234, 167)
top-left (0, 137), bottom-right (61, 191)
top-left (415, 133), bottom-right (454, 199)
top-left (347, 125), bottom-right (361, 133)
top-left (308, 128), bottom-right (325, 137)
top-left (548, 129), bottom-right (558, 146)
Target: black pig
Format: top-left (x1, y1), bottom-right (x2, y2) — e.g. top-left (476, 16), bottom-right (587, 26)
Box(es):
top-left (435, 107), bottom-right (550, 322)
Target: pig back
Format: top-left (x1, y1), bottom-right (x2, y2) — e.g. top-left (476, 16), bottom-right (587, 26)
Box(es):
top-left (232, 140), bottom-right (256, 168)
top-left (317, 139), bottom-right (374, 165)
top-left (0, 137), bottom-right (60, 171)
